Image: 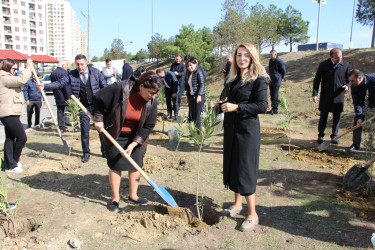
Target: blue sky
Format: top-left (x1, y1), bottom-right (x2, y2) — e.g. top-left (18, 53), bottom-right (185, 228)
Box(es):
top-left (69, 0), bottom-right (372, 58)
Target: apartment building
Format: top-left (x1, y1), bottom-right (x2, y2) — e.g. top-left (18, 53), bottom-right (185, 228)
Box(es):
top-left (0, 0), bottom-right (47, 55)
top-left (0, 0), bottom-right (86, 61)
top-left (45, 0), bottom-right (86, 61)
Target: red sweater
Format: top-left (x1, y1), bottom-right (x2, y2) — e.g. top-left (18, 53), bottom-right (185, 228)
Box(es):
top-left (121, 90), bottom-right (145, 132)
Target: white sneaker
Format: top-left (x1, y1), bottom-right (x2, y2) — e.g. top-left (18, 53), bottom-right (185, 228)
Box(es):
top-left (5, 166), bottom-right (23, 173)
top-left (17, 162), bottom-right (22, 168)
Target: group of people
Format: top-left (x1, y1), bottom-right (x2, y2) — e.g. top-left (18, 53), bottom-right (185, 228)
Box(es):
top-left (155, 55), bottom-right (207, 130)
top-left (2, 44), bottom-right (373, 234)
top-left (313, 48), bottom-right (374, 152)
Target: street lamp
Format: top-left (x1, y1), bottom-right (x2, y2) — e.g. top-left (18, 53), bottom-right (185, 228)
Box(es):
top-left (313, 0), bottom-right (327, 51)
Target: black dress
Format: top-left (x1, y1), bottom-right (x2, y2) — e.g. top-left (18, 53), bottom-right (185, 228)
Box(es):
top-left (222, 76), bottom-right (268, 195)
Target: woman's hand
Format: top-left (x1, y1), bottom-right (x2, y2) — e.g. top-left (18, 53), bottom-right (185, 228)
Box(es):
top-left (197, 95), bottom-right (202, 103)
top-left (221, 102), bottom-right (238, 113)
top-left (125, 141), bottom-right (138, 155)
top-left (94, 121), bottom-right (104, 133)
top-left (26, 59), bottom-right (33, 68)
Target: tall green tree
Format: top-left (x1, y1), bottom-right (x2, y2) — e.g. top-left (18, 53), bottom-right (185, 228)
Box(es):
top-left (278, 5), bottom-right (309, 52)
top-left (134, 49), bottom-right (149, 61)
top-left (175, 24), bottom-right (213, 68)
top-left (246, 3), bottom-right (280, 53)
top-left (267, 4), bottom-right (283, 50)
top-left (147, 33), bottom-right (170, 62)
top-left (110, 39), bottom-right (126, 59)
top-left (356, 0), bottom-right (375, 48)
top-left (213, 0), bottom-right (248, 54)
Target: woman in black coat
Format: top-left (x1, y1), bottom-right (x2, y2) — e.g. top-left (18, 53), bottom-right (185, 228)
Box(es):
top-left (185, 56), bottom-right (206, 129)
top-left (93, 71), bottom-right (163, 212)
top-left (219, 43), bottom-right (269, 232)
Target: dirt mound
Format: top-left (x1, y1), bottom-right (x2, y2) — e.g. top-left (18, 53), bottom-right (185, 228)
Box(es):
top-left (113, 204), bottom-right (207, 242)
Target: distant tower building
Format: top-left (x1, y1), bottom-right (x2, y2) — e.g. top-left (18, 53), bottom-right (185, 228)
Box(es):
top-left (44, 0), bottom-right (86, 61)
top-left (0, 0), bottom-right (47, 55)
top-left (80, 30), bottom-right (87, 56)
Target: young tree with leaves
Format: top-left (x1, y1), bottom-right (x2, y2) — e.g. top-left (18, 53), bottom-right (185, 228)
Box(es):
top-left (356, 0), bottom-right (375, 48)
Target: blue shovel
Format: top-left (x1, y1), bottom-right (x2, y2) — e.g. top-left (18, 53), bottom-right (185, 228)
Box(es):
top-left (71, 95), bottom-right (177, 207)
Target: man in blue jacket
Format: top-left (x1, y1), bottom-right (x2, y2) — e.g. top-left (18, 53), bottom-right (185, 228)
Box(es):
top-left (38, 54), bottom-right (107, 163)
top-left (50, 60), bottom-right (71, 132)
top-left (23, 73), bottom-right (42, 128)
top-left (347, 69), bottom-right (375, 152)
top-left (156, 68), bottom-right (179, 120)
top-left (170, 55), bottom-right (186, 111)
top-left (268, 50), bottom-right (286, 115)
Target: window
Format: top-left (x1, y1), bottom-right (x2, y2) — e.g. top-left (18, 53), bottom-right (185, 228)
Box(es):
top-left (15, 36), bottom-right (19, 41)
top-left (39, 30), bottom-right (43, 35)
top-left (16, 45), bottom-right (20, 49)
top-left (21, 1), bottom-right (25, 7)
top-left (22, 28), bottom-right (26, 33)
top-left (22, 10), bottom-right (26, 15)
top-left (23, 45), bottom-right (28, 50)
top-left (40, 47), bottom-right (43, 52)
top-left (38, 13), bottom-right (42, 18)
top-left (13, 9), bottom-right (18, 14)
top-left (13, 0), bottom-right (17, 4)
top-left (14, 18), bottom-right (19, 23)
top-left (38, 22), bottom-right (42, 27)
top-left (15, 27), bottom-right (19, 32)
top-left (38, 5), bottom-right (42, 10)
top-left (23, 37), bottom-right (27, 41)
top-left (22, 19), bottom-right (26, 24)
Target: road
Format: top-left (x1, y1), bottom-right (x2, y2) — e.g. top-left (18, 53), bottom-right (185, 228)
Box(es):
top-left (0, 94), bottom-right (57, 143)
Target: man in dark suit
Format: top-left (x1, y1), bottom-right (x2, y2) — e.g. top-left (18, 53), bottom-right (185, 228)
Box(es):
top-left (170, 55), bottom-right (186, 112)
top-left (38, 54), bottom-right (107, 163)
top-left (121, 59), bottom-right (133, 81)
top-left (50, 60), bottom-right (71, 132)
top-left (156, 68), bottom-right (179, 120)
top-left (267, 50), bottom-right (286, 115)
top-left (347, 69), bottom-right (375, 152)
top-left (313, 48), bottom-right (350, 145)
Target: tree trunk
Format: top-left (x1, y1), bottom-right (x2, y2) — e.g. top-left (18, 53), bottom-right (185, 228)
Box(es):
top-left (289, 37), bottom-right (293, 52)
top-left (372, 16), bottom-right (375, 48)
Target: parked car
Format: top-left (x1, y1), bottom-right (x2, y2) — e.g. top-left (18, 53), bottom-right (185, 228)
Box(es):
top-left (41, 74), bottom-right (53, 94)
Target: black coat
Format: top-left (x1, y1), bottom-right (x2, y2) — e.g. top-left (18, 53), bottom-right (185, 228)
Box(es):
top-left (268, 57), bottom-right (286, 85)
top-left (185, 67), bottom-right (206, 97)
top-left (222, 76), bottom-right (268, 194)
top-left (50, 67), bottom-right (70, 106)
top-left (121, 63), bottom-right (133, 81)
top-left (313, 58), bottom-right (350, 113)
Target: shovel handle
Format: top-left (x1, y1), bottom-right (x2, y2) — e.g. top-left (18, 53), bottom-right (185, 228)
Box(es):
top-left (32, 68), bottom-right (61, 136)
top-left (333, 115), bottom-right (375, 141)
top-left (70, 95), bottom-right (151, 182)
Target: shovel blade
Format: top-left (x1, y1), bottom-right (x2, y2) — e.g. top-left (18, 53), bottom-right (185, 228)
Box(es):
top-left (148, 179), bottom-right (178, 207)
top-left (343, 164), bottom-right (370, 191)
top-left (317, 141), bottom-right (330, 152)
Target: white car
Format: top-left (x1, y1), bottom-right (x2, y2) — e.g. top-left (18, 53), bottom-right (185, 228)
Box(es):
top-left (41, 74), bottom-right (53, 94)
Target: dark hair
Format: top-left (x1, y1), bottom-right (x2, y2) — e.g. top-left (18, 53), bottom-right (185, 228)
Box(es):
top-left (132, 71), bottom-right (163, 92)
top-left (184, 55), bottom-right (192, 62)
top-left (330, 48), bottom-right (342, 56)
top-left (1, 58), bottom-right (16, 72)
top-left (75, 54), bottom-right (87, 61)
top-left (105, 59), bottom-right (111, 64)
top-left (155, 68), bottom-right (164, 74)
top-left (133, 66), bottom-right (146, 78)
top-left (349, 69), bottom-right (364, 79)
top-left (88, 63), bottom-right (94, 67)
top-left (186, 56), bottom-right (198, 65)
top-left (270, 50), bottom-right (277, 54)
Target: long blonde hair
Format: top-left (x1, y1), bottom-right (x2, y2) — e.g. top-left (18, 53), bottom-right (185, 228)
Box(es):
top-left (227, 43), bottom-right (269, 84)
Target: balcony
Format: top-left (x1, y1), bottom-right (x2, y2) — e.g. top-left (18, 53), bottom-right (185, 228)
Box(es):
top-left (29, 4), bottom-right (35, 11)
top-left (2, 0), bottom-right (10, 6)
top-left (4, 27), bottom-right (11, 33)
top-left (5, 44), bottom-right (13, 49)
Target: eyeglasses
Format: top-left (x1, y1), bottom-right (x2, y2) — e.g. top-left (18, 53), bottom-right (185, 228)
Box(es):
top-left (236, 54), bottom-right (251, 59)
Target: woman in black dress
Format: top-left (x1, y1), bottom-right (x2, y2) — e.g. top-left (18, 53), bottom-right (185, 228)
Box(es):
top-left (219, 43), bottom-right (269, 232)
top-left (93, 71), bottom-right (163, 211)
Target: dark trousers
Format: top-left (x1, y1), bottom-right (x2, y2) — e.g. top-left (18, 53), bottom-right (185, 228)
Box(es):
top-left (165, 88), bottom-right (179, 117)
top-left (1, 116), bottom-right (27, 169)
top-left (318, 111), bottom-right (342, 139)
top-left (57, 105), bottom-right (71, 129)
top-left (79, 106), bottom-right (92, 156)
top-left (26, 100), bottom-right (42, 128)
top-left (352, 116), bottom-right (362, 148)
top-left (177, 81), bottom-right (185, 106)
top-left (269, 84), bottom-right (281, 112)
top-left (188, 94), bottom-right (205, 129)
